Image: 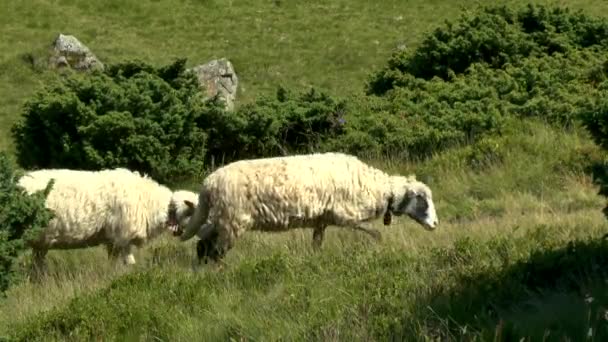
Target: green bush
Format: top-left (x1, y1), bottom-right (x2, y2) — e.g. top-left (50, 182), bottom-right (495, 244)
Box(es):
top-left (199, 86), bottom-right (347, 164)
top-left (12, 4), bottom-right (608, 178)
top-left (11, 58), bottom-right (221, 184)
top-left (363, 4), bottom-right (608, 130)
top-left (580, 85), bottom-right (608, 219)
top-left (321, 64), bottom-right (509, 159)
top-left (0, 152), bottom-right (54, 295)
top-left (367, 4), bottom-right (608, 94)
top-left (351, 3), bottom-right (608, 163)
top-left (11, 59), bottom-right (350, 178)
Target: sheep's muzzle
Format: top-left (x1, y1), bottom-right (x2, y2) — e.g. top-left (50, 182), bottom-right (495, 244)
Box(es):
top-left (166, 201), bottom-right (181, 236)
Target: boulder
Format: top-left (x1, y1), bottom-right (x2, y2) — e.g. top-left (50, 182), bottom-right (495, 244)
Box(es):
top-left (48, 33), bottom-right (104, 71)
top-left (189, 58), bottom-right (238, 111)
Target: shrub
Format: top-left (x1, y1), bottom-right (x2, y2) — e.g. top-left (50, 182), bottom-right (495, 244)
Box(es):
top-left (367, 4), bottom-right (608, 94)
top-left (13, 4), bottom-right (608, 179)
top-left (323, 66), bottom-right (507, 159)
top-left (198, 86), bottom-right (347, 165)
top-left (0, 152), bottom-right (54, 295)
top-left (11, 60), bottom-right (349, 178)
top-left (11, 58), bottom-right (222, 184)
top-left (360, 3), bottom-right (608, 159)
top-left (580, 85), bottom-right (608, 219)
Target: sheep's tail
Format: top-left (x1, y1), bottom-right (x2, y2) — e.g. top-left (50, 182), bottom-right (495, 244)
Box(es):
top-left (180, 191), bottom-right (210, 241)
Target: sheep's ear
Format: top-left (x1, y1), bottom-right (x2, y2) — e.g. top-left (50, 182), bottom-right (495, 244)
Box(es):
top-left (184, 200), bottom-right (195, 210)
top-left (405, 188), bottom-right (416, 198)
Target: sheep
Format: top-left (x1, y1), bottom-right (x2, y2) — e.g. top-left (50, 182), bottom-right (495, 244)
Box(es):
top-left (177, 152), bottom-right (439, 264)
top-left (17, 167), bottom-right (198, 269)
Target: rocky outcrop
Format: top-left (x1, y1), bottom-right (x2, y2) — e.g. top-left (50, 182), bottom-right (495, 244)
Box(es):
top-left (189, 58), bottom-right (238, 111)
top-left (48, 34), bottom-right (104, 71)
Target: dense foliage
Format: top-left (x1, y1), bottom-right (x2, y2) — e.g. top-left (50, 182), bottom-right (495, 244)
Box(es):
top-left (12, 4), bottom-right (608, 174)
top-left (0, 153), bottom-right (54, 295)
top-left (349, 3), bottom-right (608, 161)
top-left (11, 59), bottom-right (219, 184)
top-left (367, 4), bottom-right (608, 93)
top-left (360, 4), bottom-right (607, 145)
top-left (580, 85), bottom-right (608, 218)
top-left (197, 86), bottom-right (347, 163)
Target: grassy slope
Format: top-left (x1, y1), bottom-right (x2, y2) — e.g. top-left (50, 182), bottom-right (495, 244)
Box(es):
top-left (2, 119), bottom-right (608, 340)
top-left (2, 0), bottom-right (608, 150)
top-left (2, 0), bottom-right (608, 340)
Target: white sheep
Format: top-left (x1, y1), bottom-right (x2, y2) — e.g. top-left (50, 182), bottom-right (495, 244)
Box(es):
top-left (177, 152), bottom-right (439, 263)
top-left (17, 167), bottom-right (198, 268)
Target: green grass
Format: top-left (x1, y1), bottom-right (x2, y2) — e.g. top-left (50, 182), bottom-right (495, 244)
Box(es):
top-left (2, 0), bottom-right (608, 153)
top-left (2, 120), bottom-right (608, 340)
top-left (3, 0), bottom-right (608, 340)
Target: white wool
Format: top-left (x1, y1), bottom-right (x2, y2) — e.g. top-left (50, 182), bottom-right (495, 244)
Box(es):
top-left (180, 152), bottom-right (439, 256)
top-left (18, 167), bottom-right (198, 266)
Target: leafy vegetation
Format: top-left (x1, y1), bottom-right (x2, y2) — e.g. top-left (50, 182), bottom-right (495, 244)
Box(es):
top-left (367, 4), bottom-right (608, 93)
top-left (9, 3), bottom-right (608, 169)
top-left (0, 153), bottom-right (54, 296)
top-left (580, 84), bottom-right (608, 218)
top-left (10, 59), bottom-right (222, 184)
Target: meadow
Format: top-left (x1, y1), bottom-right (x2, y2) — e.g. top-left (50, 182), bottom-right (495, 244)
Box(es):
top-left (2, 0), bottom-right (608, 340)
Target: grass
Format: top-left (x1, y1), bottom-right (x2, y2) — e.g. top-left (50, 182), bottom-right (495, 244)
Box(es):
top-left (2, 119), bottom-right (608, 340)
top-left (3, 0), bottom-right (608, 340)
top-left (2, 0), bottom-right (608, 153)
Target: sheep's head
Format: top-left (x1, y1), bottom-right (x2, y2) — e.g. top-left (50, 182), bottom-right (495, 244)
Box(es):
top-left (389, 177), bottom-right (438, 231)
top-left (166, 190), bottom-right (198, 236)
top-left (196, 229), bottom-right (223, 264)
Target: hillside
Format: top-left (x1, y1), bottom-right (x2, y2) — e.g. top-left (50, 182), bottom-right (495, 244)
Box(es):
top-left (1, 0), bottom-right (608, 152)
top-left (2, 0), bottom-right (608, 340)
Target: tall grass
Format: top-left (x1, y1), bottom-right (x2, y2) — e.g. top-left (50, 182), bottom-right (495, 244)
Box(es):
top-left (1, 120), bottom-right (606, 340)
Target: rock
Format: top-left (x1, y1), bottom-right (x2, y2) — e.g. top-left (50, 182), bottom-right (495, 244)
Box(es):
top-left (189, 58), bottom-right (238, 111)
top-left (48, 33), bottom-right (104, 71)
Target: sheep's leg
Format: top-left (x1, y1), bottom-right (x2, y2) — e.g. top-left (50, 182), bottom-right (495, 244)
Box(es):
top-left (121, 245), bottom-right (136, 265)
top-left (312, 225), bottom-right (327, 250)
top-left (193, 222), bottom-right (229, 268)
top-left (30, 248), bottom-right (48, 281)
top-left (194, 222), bottom-right (219, 263)
top-left (349, 223), bottom-right (382, 242)
top-left (32, 248), bottom-right (47, 270)
top-left (106, 242), bottom-right (136, 265)
top-left (196, 228), bottom-right (220, 265)
top-left (211, 226), bottom-right (235, 266)
top-left (106, 244), bottom-right (120, 261)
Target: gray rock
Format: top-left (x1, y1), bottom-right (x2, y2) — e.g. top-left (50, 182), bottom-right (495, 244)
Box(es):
top-left (189, 58), bottom-right (238, 111)
top-left (48, 33), bottom-right (104, 71)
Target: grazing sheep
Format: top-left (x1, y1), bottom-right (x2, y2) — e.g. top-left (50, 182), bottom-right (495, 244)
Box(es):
top-left (178, 152), bottom-right (439, 264)
top-left (17, 168), bottom-right (198, 269)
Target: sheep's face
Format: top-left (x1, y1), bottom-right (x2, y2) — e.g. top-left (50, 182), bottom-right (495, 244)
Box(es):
top-left (196, 229), bottom-right (223, 264)
top-left (391, 182), bottom-right (438, 231)
top-left (166, 191), bottom-right (198, 236)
